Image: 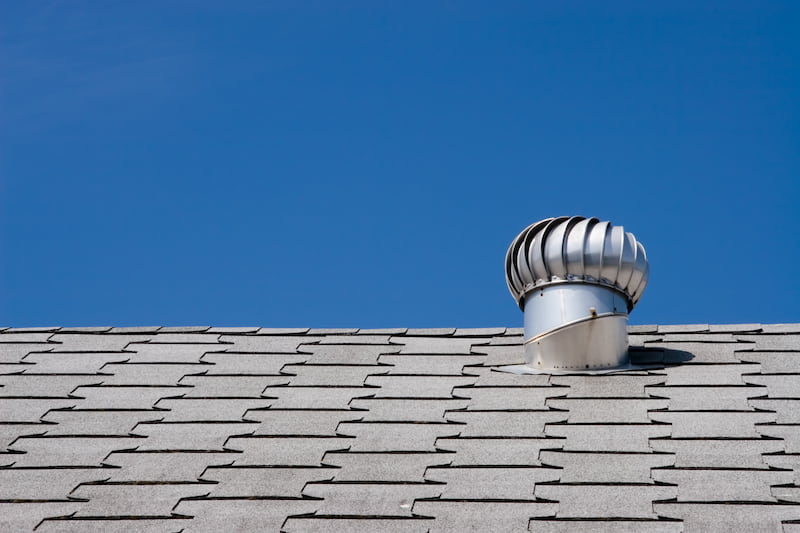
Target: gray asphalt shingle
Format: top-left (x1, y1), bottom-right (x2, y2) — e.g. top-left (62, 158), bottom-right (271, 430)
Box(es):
top-left (107, 450), bottom-right (237, 481)
top-left (281, 364), bottom-right (389, 385)
top-left (302, 482), bottom-right (442, 516)
top-left (653, 502), bottom-right (800, 533)
top-left (736, 351), bottom-right (800, 373)
top-left (0, 374), bottom-right (105, 396)
top-left (69, 482), bottom-right (211, 517)
top-left (9, 435), bottom-right (145, 467)
top-left (302, 344), bottom-right (400, 364)
top-left (178, 374), bottom-right (291, 396)
top-left (650, 437), bottom-right (785, 468)
top-left (435, 437), bottom-right (563, 466)
top-left (133, 421), bottom-right (259, 450)
top-left (226, 435), bottom-right (353, 465)
top-left (379, 354), bottom-right (487, 375)
top-left (349, 398), bottom-right (469, 422)
top-left (172, 498), bottom-right (320, 532)
top-left (652, 467), bottom-right (794, 501)
top-left (413, 500), bottom-right (558, 532)
top-left (535, 483), bottom-right (677, 518)
top-left (425, 466), bottom-right (559, 499)
top-left (545, 423), bottom-right (671, 452)
top-left (204, 465), bottom-right (336, 497)
top-left (447, 410), bottom-right (567, 437)
top-left (325, 451), bottom-right (452, 481)
top-left (1, 324), bottom-right (799, 531)
top-left (539, 450), bottom-right (675, 482)
top-left (41, 409), bottom-right (164, 435)
top-left (364, 375), bottom-right (476, 397)
top-left (337, 422), bottom-right (462, 451)
top-left (457, 386), bottom-right (564, 409)
top-left (283, 517), bottom-right (431, 533)
top-left (248, 409), bottom-right (361, 435)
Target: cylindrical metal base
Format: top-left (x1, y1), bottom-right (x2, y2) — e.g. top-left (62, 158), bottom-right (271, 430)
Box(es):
top-left (523, 284), bottom-right (630, 372)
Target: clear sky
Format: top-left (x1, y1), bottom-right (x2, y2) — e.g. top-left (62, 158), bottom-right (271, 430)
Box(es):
top-left (2, 2), bottom-right (798, 328)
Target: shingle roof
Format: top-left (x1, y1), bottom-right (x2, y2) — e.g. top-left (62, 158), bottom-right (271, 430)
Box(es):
top-left (1, 324), bottom-right (800, 532)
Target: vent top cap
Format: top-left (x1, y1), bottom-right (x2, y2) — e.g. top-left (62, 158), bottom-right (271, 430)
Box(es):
top-left (505, 216), bottom-right (649, 311)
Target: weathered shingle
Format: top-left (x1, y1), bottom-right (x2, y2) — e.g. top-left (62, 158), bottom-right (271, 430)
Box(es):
top-left (41, 409), bottom-right (163, 435)
top-left (653, 502), bottom-right (800, 533)
top-left (413, 500), bottom-right (558, 532)
top-left (546, 398), bottom-right (669, 423)
top-left (539, 450), bottom-right (674, 483)
top-left (226, 435), bottom-right (353, 465)
top-left (172, 498), bottom-right (320, 532)
top-left (652, 467), bottom-right (793, 501)
top-left (379, 354), bottom-right (487, 375)
top-left (0, 343), bottom-right (55, 363)
top-left (133, 421), bottom-right (258, 450)
top-left (281, 364), bottom-right (389, 385)
top-left (364, 375), bottom-right (476, 397)
top-left (424, 466), bottom-right (559, 499)
top-left (0, 398), bottom-right (79, 422)
top-left (101, 363), bottom-right (210, 386)
top-left (650, 438), bottom-right (785, 468)
top-left (248, 409), bottom-right (362, 435)
top-left (325, 451), bottom-right (452, 481)
top-left (70, 482), bottom-right (211, 516)
top-left (0, 374), bottom-right (104, 396)
top-left (0, 502), bottom-right (83, 533)
top-left (759, 425), bottom-right (800, 452)
top-left (435, 437), bottom-right (563, 466)
top-left (545, 423), bottom-right (671, 452)
top-left (528, 519), bottom-right (683, 532)
top-left (446, 410), bottom-right (567, 437)
top-left (127, 344), bottom-right (224, 364)
top-left (456, 386), bottom-right (565, 409)
top-left (75, 385), bottom-right (186, 410)
top-left (337, 422), bottom-right (461, 451)
top-left (284, 517), bottom-right (431, 533)
top-left (20, 352), bottom-right (129, 373)
top-left (107, 450), bottom-right (237, 481)
top-left (349, 398), bottom-right (469, 422)
top-left (9, 435), bottom-right (145, 467)
top-left (646, 385), bottom-right (766, 410)
top-left (742, 373), bottom-right (800, 397)
top-left (656, 363), bottom-right (761, 385)
top-left (0, 467), bottom-right (111, 499)
top-left (302, 343), bottom-right (401, 364)
top-left (649, 411), bottom-right (776, 438)
top-left (154, 398), bottom-right (272, 422)
top-left (201, 352), bottom-right (306, 374)
top-left (0, 332), bottom-right (57, 343)
top-left (49, 333), bottom-right (152, 351)
top-left (179, 374), bottom-right (291, 397)
top-left (302, 482), bottom-right (442, 516)
top-left (535, 483), bottom-right (677, 518)
top-left (736, 351), bottom-right (800, 373)
top-left (393, 336), bottom-right (483, 354)
top-left (36, 517), bottom-right (188, 533)
top-left (204, 465), bottom-right (336, 497)
top-left (219, 335), bottom-right (321, 353)
top-left (263, 386), bottom-right (374, 409)
top-left (550, 373), bottom-right (665, 397)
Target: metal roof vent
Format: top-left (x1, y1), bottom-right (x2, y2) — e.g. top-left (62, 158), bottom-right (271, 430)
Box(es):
top-left (504, 216), bottom-right (649, 373)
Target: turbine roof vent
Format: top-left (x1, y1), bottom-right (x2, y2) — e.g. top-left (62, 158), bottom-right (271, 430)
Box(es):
top-left (504, 216), bottom-right (650, 374)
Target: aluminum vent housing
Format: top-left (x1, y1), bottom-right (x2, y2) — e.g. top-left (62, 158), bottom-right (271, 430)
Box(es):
top-left (505, 216), bottom-right (649, 372)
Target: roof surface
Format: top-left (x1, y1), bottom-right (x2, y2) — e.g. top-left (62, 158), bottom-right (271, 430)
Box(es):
top-left (1, 324), bottom-right (799, 532)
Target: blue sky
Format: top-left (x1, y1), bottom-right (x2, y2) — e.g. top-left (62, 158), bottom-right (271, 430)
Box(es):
top-left (1, 2), bottom-right (798, 328)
